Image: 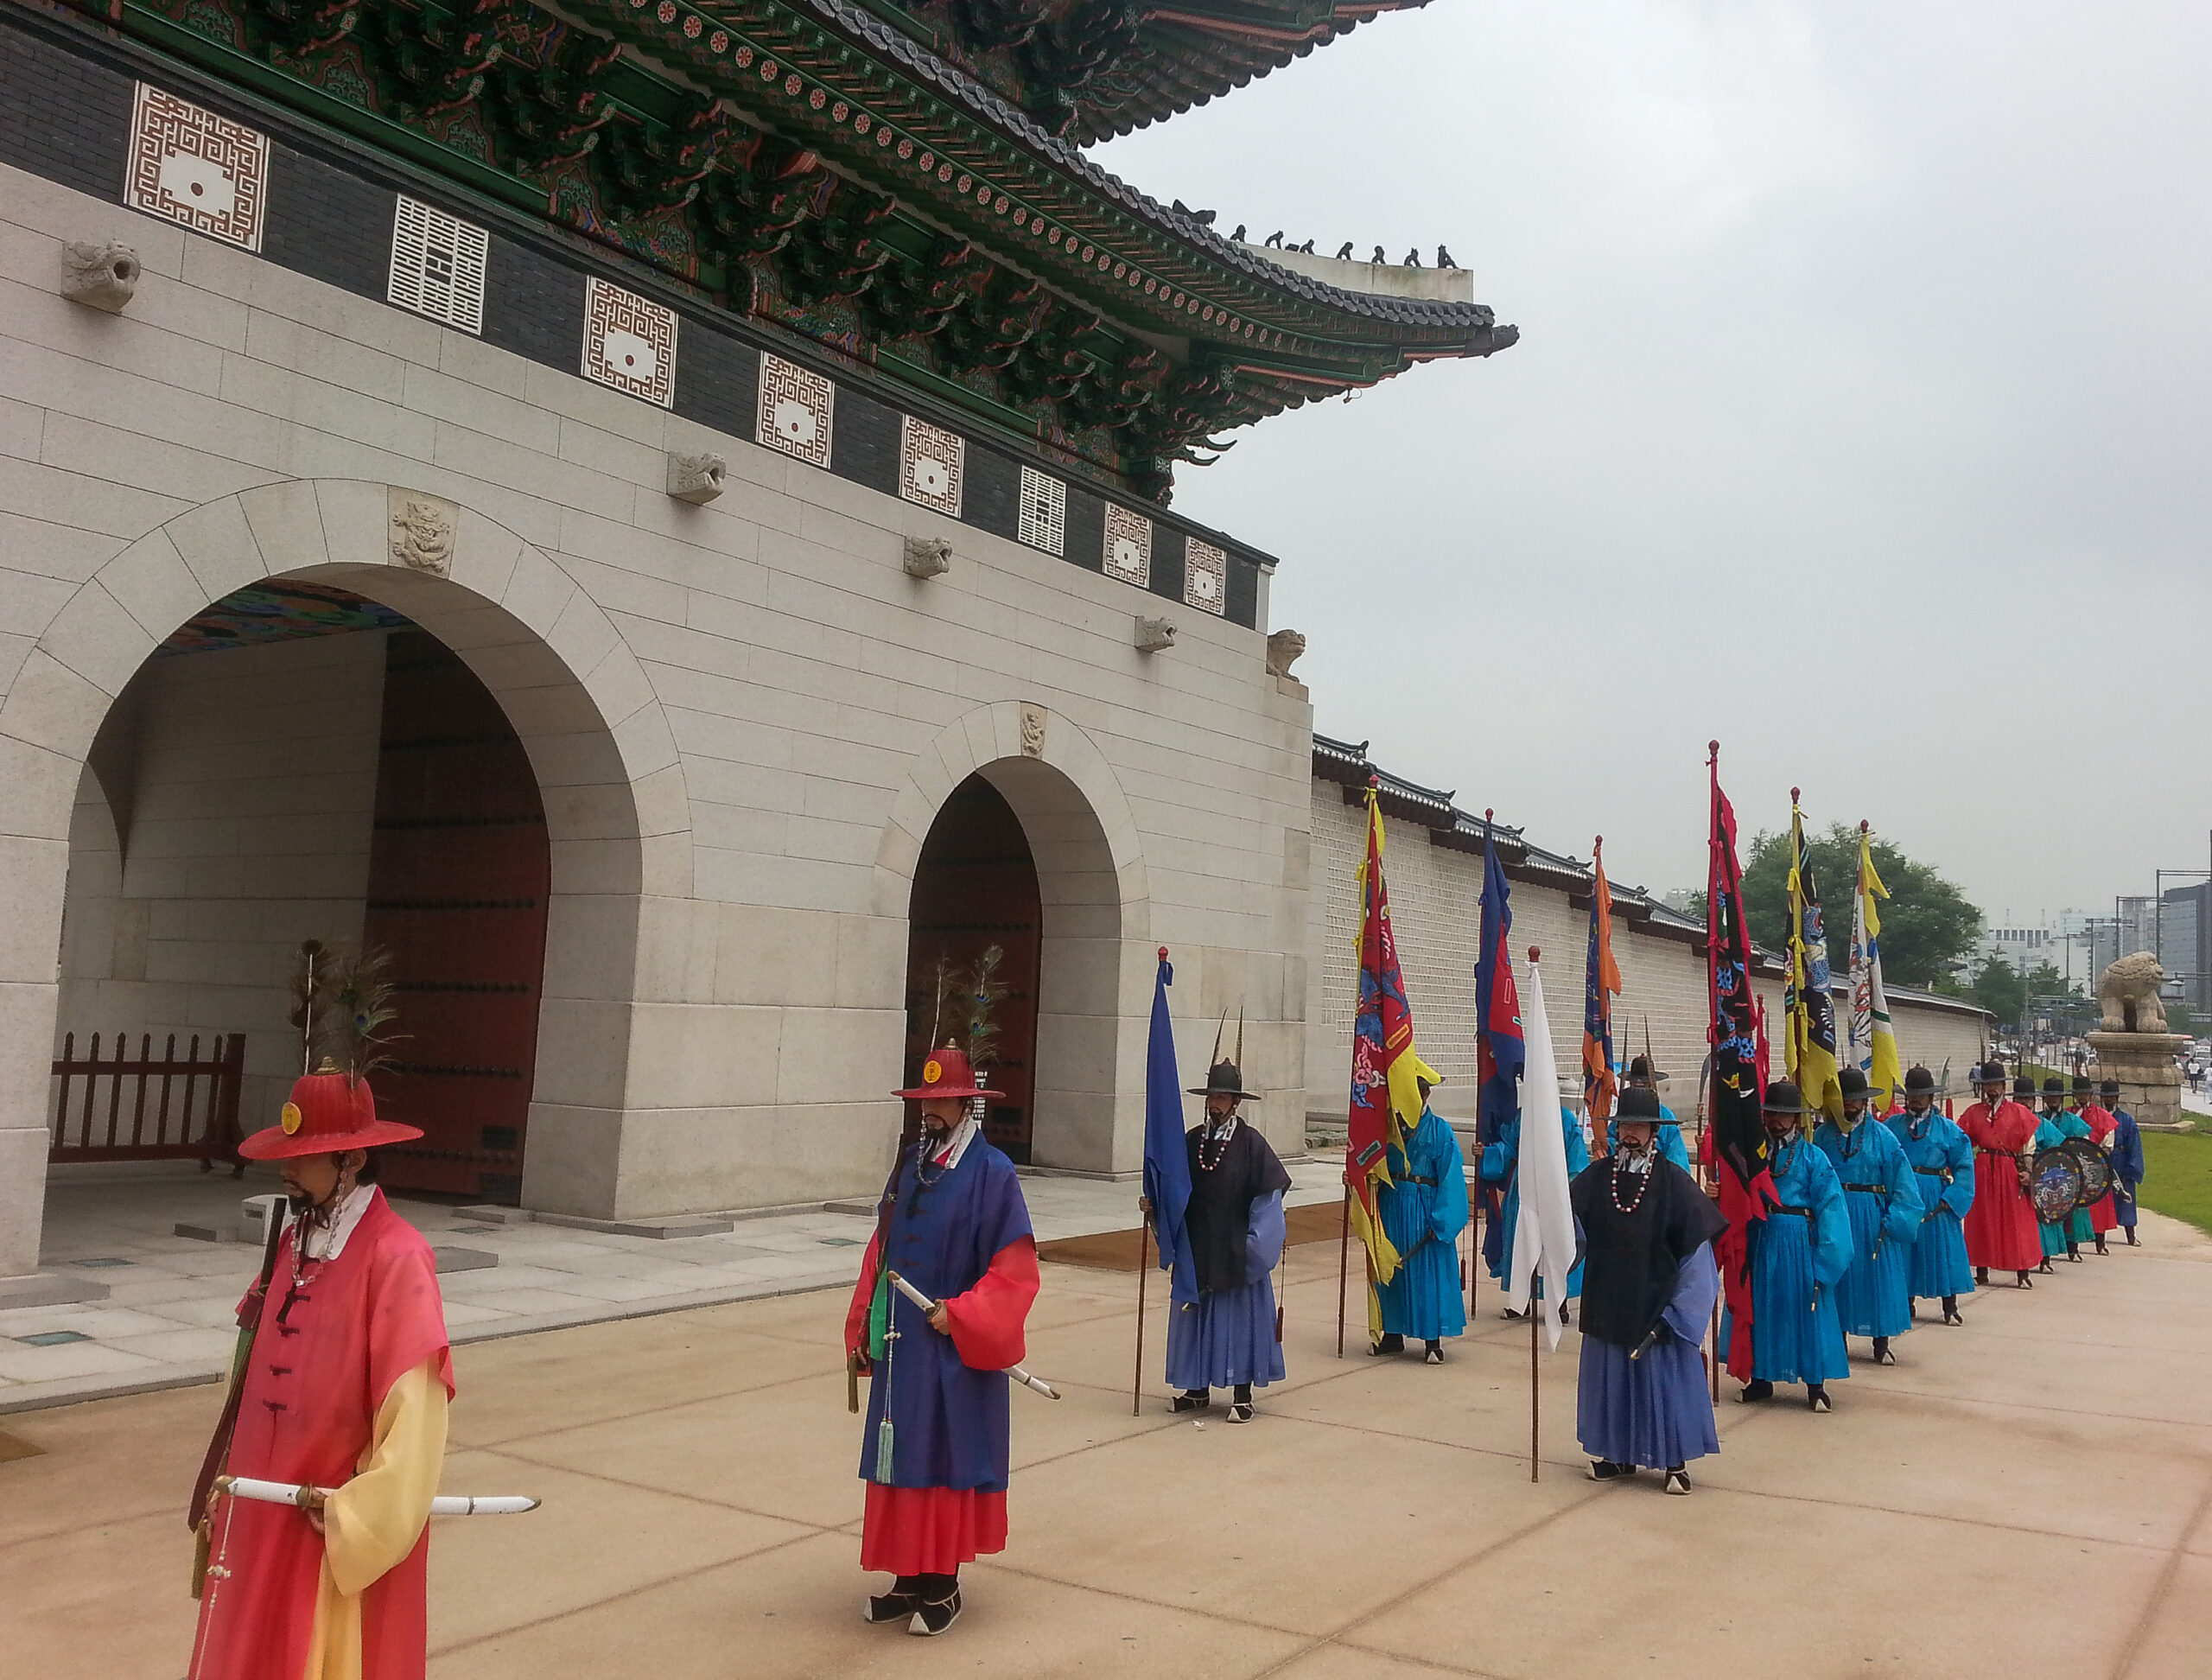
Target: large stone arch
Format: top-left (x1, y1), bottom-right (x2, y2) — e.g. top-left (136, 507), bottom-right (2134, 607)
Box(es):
top-left (872, 703), bottom-right (1152, 1173)
top-left (0, 480), bottom-right (694, 1275)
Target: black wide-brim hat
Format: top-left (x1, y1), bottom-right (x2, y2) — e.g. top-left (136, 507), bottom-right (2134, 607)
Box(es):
top-left (2070, 1075), bottom-right (2094, 1093)
top-left (1616, 1086), bottom-right (1664, 1122)
top-left (1976, 1060), bottom-right (2007, 1085)
top-left (2099, 1079), bottom-right (2121, 1098)
top-left (1761, 1080), bottom-right (1807, 1116)
top-left (1904, 1066), bottom-right (1937, 1094)
top-left (2041, 1076), bottom-right (2067, 1096)
top-left (1189, 1059), bottom-right (1262, 1101)
top-left (1838, 1066), bottom-right (1870, 1098)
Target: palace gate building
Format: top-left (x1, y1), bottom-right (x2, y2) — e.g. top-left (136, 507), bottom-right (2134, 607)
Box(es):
top-left (0, 0), bottom-right (1514, 1289)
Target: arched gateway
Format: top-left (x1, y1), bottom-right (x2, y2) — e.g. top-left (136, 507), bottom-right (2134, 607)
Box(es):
top-left (0, 480), bottom-right (687, 1276)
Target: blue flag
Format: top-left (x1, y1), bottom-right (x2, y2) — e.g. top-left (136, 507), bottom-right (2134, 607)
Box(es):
top-left (1142, 951), bottom-right (1197, 1302)
top-left (1475, 823), bottom-right (1526, 1274)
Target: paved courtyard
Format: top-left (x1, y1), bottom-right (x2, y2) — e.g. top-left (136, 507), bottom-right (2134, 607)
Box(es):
top-left (3, 1205), bottom-right (2209, 1679)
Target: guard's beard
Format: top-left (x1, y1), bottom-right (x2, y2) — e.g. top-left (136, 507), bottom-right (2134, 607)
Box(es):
top-left (1616, 1141), bottom-right (1655, 1174)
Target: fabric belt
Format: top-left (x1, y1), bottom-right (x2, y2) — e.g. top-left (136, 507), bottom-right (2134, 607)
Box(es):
top-left (1841, 1182), bottom-right (1889, 1195)
top-left (1914, 1166), bottom-right (1953, 1180)
top-left (1774, 1206), bottom-right (1815, 1219)
top-left (1401, 1174), bottom-right (1438, 1187)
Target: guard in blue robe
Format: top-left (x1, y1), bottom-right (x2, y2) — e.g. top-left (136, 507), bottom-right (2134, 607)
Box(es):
top-left (1372, 1079), bottom-right (1470, 1360)
top-left (1723, 1081), bottom-right (1853, 1412)
top-left (1573, 1086), bottom-right (1726, 1494)
top-left (1813, 1067), bottom-right (1922, 1364)
top-left (2104, 1079), bottom-right (2145, 1243)
top-left (1161, 1058), bottom-right (1288, 1421)
top-left (1604, 1057), bottom-right (1692, 1174)
top-left (2028, 1079), bottom-right (2071, 1266)
top-left (1882, 1065), bottom-right (1975, 1322)
top-left (1484, 1098), bottom-right (1590, 1315)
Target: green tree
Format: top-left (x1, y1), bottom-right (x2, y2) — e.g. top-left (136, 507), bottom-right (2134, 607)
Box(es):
top-left (1736, 822), bottom-right (1983, 989)
top-left (1973, 956), bottom-right (2029, 1029)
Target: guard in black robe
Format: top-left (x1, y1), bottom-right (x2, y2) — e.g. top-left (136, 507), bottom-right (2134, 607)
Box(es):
top-left (1166, 1059), bottom-right (1292, 1422)
top-left (1571, 1087), bottom-right (1727, 1493)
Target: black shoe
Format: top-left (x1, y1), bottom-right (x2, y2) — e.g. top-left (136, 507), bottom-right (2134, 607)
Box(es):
top-left (1226, 1401), bottom-right (1255, 1423)
top-left (1503, 1307), bottom-right (1524, 1320)
top-left (1559, 1305), bottom-right (1571, 1327)
top-left (1908, 1300), bottom-right (1919, 1320)
top-left (1872, 1339), bottom-right (1897, 1366)
top-left (2037, 1260), bottom-right (2055, 1275)
top-left (865, 1591), bottom-right (918, 1626)
top-left (1663, 1466), bottom-right (1692, 1495)
top-left (2094, 1238), bottom-right (2109, 1255)
top-left (1738, 1379), bottom-right (1773, 1404)
top-left (1423, 1341), bottom-right (1444, 1365)
top-left (1171, 1390), bottom-right (1211, 1414)
top-left (1587, 1459), bottom-right (1633, 1481)
top-left (907, 1591), bottom-right (962, 1637)
top-left (1808, 1386), bottom-right (1832, 1414)
top-left (2066, 1248), bottom-right (2083, 1263)
top-left (1974, 1267), bottom-right (1988, 1285)
top-left (2016, 1272), bottom-right (2034, 1289)
top-left (2126, 1231), bottom-right (2140, 1247)
top-left (1370, 1333), bottom-right (1404, 1356)
top-left (1941, 1297), bottom-right (1963, 1327)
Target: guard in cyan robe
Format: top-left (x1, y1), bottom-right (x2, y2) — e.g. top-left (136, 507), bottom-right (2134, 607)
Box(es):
top-left (2102, 1079), bottom-right (2145, 1245)
top-left (188, 1066), bottom-right (454, 1680)
top-left (1572, 1086), bottom-right (1726, 1494)
top-left (847, 1045), bottom-right (1039, 1638)
top-left (1959, 1061), bottom-right (2042, 1288)
top-left (1813, 1067), bottom-right (1922, 1366)
top-left (1486, 1087), bottom-right (1591, 1320)
top-left (2031, 1077), bottom-right (2075, 1267)
top-left (1162, 1058), bottom-right (1290, 1420)
top-left (1603, 1055), bottom-right (1692, 1174)
top-left (1882, 1065), bottom-right (1975, 1324)
top-left (1372, 1076), bottom-right (1470, 1363)
top-left (1725, 1081), bottom-right (1852, 1414)
top-left (2071, 1076), bottom-right (2118, 1253)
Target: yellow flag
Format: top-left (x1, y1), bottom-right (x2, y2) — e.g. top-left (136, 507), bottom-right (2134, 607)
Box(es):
top-left (1851, 824), bottom-right (1904, 1112)
top-left (1784, 795), bottom-right (1842, 1123)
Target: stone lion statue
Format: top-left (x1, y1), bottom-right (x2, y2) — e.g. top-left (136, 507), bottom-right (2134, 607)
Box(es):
top-left (2098, 951), bottom-right (2169, 1034)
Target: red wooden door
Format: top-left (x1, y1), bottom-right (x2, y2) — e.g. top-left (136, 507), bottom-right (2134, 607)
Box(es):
top-left (359, 631), bottom-right (550, 1201)
top-left (905, 775), bottom-right (1042, 1162)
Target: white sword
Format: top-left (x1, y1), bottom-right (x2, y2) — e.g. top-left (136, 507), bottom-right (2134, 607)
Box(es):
top-left (214, 1474), bottom-right (540, 1516)
top-left (886, 1270), bottom-right (1061, 1400)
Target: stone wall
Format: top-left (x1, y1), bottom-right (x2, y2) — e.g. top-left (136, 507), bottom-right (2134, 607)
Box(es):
top-left (1303, 780), bottom-right (1990, 1127)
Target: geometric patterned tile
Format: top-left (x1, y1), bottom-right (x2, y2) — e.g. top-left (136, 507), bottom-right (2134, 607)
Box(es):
top-left (758, 353), bottom-right (834, 468)
top-left (123, 83), bottom-right (270, 251)
top-left (388, 194), bottom-right (490, 335)
top-left (1103, 503), bottom-right (1151, 588)
top-left (1183, 538), bottom-right (1227, 615)
top-left (581, 277), bottom-right (677, 408)
top-left (898, 414), bottom-right (963, 517)
top-left (1018, 467), bottom-right (1065, 557)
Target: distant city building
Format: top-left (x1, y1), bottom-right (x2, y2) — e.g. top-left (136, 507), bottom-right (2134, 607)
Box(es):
top-left (2158, 883), bottom-right (2211, 1009)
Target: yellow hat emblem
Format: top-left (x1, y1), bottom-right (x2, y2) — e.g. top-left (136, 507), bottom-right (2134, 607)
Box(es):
top-left (922, 1058), bottom-right (944, 1085)
top-left (280, 1101), bottom-right (303, 1136)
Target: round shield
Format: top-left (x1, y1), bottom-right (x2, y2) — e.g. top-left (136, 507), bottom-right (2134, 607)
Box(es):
top-left (2027, 1149), bottom-right (2084, 1224)
top-left (2063, 1137), bottom-right (2113, 1206)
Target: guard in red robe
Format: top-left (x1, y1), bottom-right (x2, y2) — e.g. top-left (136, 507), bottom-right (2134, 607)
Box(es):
top-left (188, 1065), bottom-right (454, 1680)
top-left (845, 1045), bottom-right (1039, 1638)
top-left (1957, 1060), bottom-right (2042, 1288)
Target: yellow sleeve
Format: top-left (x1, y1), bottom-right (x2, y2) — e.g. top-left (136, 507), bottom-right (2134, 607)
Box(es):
top-left (321, 1358), bottom-right (448, 1597)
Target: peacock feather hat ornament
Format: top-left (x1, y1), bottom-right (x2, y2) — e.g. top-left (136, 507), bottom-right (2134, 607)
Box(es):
top-left (1188, 1008), bottom-right (1262, 1101)
top-left (238, 940), bottom-right (421, 1160)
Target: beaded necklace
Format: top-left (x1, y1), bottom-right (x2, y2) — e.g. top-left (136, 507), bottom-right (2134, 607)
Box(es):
top-left (1608, 1152), bottom-right (1653, 1215)
top-left (1197, 1115), bottom-right (1236, 1173)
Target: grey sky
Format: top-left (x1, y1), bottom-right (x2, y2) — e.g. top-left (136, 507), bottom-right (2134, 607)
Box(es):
top-left (1092, 2), bottom-right (2212, 929)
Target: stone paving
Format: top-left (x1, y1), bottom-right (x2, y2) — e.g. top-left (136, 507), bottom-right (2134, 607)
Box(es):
top-left (1, 1160), bottom-right (1344, 1412)
top-left (3, 1206), bottom-right (2209, 1678)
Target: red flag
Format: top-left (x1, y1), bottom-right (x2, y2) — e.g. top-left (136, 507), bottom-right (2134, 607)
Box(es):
top-left (1706, 745), bottom-right (1776, 1381)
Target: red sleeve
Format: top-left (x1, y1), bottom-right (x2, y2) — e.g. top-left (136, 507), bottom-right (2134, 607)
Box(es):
top-left (942, 1236), bottom-right (1039, 1372)
top-left (1997, 1103), bottom-right (2040, 1151)
top-left (843, 1228), bottom-right (885, 1360)
top-left (367, 1231), bottom-right (454, 1407)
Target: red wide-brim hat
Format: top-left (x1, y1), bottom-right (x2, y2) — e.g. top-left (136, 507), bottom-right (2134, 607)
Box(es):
top-left (895, 1043), bottom-right (1004, 1103)
top-left (237, 1068), bottom-right (423, 1161)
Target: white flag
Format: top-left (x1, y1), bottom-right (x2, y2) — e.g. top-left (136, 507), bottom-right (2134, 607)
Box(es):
top-left (1508, 954), bottom-right (1580, 1351)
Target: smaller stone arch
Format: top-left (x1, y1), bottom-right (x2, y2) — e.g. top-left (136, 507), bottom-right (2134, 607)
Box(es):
top-left (874, 703), bottom-right (1151, 1172)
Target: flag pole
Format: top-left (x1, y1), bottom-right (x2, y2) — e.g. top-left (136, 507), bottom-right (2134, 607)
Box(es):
top-left (1529, 1284), bottom-right (1541, 1483)
top-left (1133, 1213), bottom-right (1150, 1417)
top-left (1336, 1186), bottom-right (1350, 1358)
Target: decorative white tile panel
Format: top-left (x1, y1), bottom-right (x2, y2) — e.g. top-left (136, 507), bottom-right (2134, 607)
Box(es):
top-left (1017, 468), bottom-right (1065, 557)
top-left (758, 353), bottom-right (834, 468)
top-left (582, 278), bottom-right (677, 407)
top-left (1184, 538), bottom-right (1227, 616)
top-left (388, 196), bottom-right (489, 334)
top-left (124, 84), bottom-right (270, 251)
top-left (899, 415), bottom-right (963, 517)
top-left (1103, 504), bottom-right (1151, 588)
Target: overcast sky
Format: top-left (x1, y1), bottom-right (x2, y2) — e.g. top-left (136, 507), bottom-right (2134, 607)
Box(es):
top-left (1091, 1), bottom-right (2212, 930)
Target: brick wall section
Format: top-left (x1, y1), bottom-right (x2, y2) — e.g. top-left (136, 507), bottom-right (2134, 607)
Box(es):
top-left (1304, 782), bottom-right (1990, 1127)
